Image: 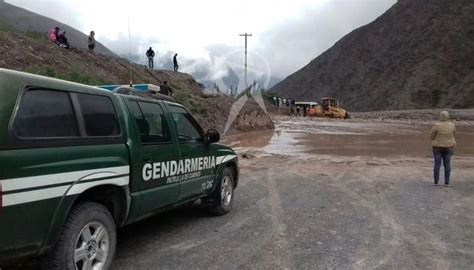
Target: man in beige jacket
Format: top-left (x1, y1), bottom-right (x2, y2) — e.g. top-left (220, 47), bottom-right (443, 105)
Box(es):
top-left (430, 111), bottom-right (456, 186)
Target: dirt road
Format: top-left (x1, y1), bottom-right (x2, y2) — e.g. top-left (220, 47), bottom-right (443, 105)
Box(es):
top-left (111, 117), bottom-right (474, 269)
top-left (9, 117), bottom-right (474, 269)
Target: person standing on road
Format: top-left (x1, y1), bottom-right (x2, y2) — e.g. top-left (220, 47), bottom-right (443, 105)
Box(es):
top-left (431, 111), bottom-right (456, 187)
top-left (88, 31), bottom-right (96, 52)
top-left (146, 47), bottom-right (155, 69)
top-left (173, 53), bottom-right (179, 71)
top-left (159, 81), bottom-right (173, 96)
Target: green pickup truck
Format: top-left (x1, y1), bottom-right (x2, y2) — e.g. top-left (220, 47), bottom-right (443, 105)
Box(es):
top-left (0, 69), bottom-right (239, 269)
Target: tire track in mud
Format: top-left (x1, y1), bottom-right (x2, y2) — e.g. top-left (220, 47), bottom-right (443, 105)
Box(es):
top-left (344, 165), bottom-right (457, 269)
top-left (248, 161), bottom-right (294, 269)
top-left (325, 165), bottom-right (412, 269)
top-left (283, 160), bottom-right (403, 269)
top-left (408, 166), bottom-right (474, 269)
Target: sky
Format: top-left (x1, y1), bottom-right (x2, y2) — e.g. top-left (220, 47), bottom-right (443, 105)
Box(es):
top-left (6, 0), bottom-right (396, 89)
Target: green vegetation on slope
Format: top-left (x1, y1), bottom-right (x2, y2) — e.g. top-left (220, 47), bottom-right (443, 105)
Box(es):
top-left (0, 28), bottom-right (273, 133)
top-left (27, 66), bottom-right (109, 85)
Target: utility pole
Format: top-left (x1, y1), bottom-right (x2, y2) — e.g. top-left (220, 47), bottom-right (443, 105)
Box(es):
top-left (128, 16), bottom-right (133, 86)
top-left (239, 33), bottom-right (252, 92)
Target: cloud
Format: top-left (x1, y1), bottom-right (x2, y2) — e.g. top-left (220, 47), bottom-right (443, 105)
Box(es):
top-left (257, 0), bottom-right (396, 78)
top-left (5, 0), bottom-right (396, 84)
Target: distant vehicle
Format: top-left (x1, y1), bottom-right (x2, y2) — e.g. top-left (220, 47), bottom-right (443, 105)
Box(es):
top-left (0, 69), bottom-right (239, 269)
top-left (308, 97), bottom-right (349, 119)
top-left (294, 101), bottom-right (318, 109)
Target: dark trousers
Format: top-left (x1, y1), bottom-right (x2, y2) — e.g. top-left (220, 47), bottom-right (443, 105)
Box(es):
top-left (148, 57), bottom-right (154, 69)
top-left (433, 147), bottom-right (453, 185)
top-left (174, 63), bottom-right (178, 71)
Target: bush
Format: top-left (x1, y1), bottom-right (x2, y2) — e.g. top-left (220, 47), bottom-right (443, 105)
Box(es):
top-left (63, 71), bottom-right (107, 85)
top-left (27, 66), bottom-right (107, 85)
top-left (25, 31), bottom-right (47, 41)
top-left (0, 23), bottom-right (10, 40)
top-left (27, 66), bottom-right (56, 77)
top-left (0, 23), bottom-right (10, 33)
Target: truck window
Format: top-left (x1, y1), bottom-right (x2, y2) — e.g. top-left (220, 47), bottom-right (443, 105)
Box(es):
top-left (12, 89), bottom-right (79, 138)
top-left (129, 101), bottom-right (171, 143)
top-left (168, 105), bottom-right (203, 142)
top-left (76, 93), bottom-right (120, 137)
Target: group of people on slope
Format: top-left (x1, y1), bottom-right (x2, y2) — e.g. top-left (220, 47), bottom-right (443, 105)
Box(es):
top-left (49, 27), bottom-right (70, 49)
top-left (49, 27), bottom-right (96, 53)
top-left (146, 47), bottom-right (179, 72)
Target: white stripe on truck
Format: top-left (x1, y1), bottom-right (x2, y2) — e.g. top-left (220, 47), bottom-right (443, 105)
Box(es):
top-left (1, 166), bottom-right (129, 192)
top-left (0, 166), bottom-right (129, 207)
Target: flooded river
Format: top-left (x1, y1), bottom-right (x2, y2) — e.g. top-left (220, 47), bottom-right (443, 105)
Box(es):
top-left (226, 119), bottom-right (474, 158)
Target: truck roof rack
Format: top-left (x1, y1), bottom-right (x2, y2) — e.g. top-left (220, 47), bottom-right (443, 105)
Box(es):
top-left (96, 84), bottom-right (176, 102)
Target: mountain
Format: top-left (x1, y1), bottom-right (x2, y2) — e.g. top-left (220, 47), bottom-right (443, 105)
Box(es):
top-left (197, 66), bottom-right (282, 96)
top-left (0, 27), bottom-right (273, 134)
top-left (0, 0), bottom-right (116, 56)
top-left (271, 0), bottom-right (474, 111)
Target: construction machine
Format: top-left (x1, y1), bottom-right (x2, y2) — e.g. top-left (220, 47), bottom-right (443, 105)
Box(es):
top-left (308, 97), bottom-right (349, 119)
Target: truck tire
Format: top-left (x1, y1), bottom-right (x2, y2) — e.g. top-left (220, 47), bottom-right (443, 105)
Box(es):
top-left (207, 167), bottom-right (235, 216)
top-left (43, 202), bottom-right (116, 270)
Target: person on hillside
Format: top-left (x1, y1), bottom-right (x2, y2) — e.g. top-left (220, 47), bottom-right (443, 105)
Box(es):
top-left (159, 81), bottom-right (173, 96)
top-left (49, 27), bottom-right (60, 46)
top-left (146, 47), bottom-right (155, 69)
top-left (88, 31), bottom-right (96, 52)
top-left (173, 53), bottom-right (179, 71)
top-left (57, 31), bottom-right (70, 49)
top-left (289, 99), bottom-right (294, 115)
top-left (431, 111), bottom-right (456, 187)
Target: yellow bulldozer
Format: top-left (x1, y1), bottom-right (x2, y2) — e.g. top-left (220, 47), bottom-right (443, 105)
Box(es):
top-left (308, 97), bottom-right (349, 119)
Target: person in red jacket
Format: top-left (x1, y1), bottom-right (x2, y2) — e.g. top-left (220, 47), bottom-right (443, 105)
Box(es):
top-left (49, 27), bottom-right (60, 45)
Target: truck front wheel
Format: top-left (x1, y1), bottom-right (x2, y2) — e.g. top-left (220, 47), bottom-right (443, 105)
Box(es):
top-left (206, 167), bottom-right (235, 216)
top-left (43, 202), bottom-right (116, 270)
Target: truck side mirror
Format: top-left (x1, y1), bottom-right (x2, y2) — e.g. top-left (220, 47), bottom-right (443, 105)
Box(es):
top-left (206, 129), bottom-right (220, 143)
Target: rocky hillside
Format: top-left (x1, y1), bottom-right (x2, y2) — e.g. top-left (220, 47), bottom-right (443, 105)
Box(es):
top-left (271, 0), bottom-right (474, 111)
top-left (0, 29), bottom-right (273, 134)
top-left (0, 0), bottom-right (116, 56)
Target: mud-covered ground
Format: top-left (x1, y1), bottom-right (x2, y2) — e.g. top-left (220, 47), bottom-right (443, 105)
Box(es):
top-left (112, 116), bottom-right (474, 269)
top-left (7, 115), bottom-right (474, 270)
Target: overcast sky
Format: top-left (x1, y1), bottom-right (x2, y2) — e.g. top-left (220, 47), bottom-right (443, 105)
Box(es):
top-left (6, 0), bottom-right (396, 85)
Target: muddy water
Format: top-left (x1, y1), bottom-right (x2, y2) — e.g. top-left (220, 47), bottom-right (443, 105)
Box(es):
top-left (227, 121), bottom-right (474, 158)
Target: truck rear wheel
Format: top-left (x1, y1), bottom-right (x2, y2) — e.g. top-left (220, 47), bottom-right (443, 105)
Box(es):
top-left (43, 202), bottom-right (116, 270)
top-left (206, 167), bottom-right (235, 216)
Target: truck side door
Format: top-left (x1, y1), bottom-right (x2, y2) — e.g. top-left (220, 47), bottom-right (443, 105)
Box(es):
top-left (127, 100), bottom-right (180, 215)
top-left (165, 104), bottom-right (215, 200)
